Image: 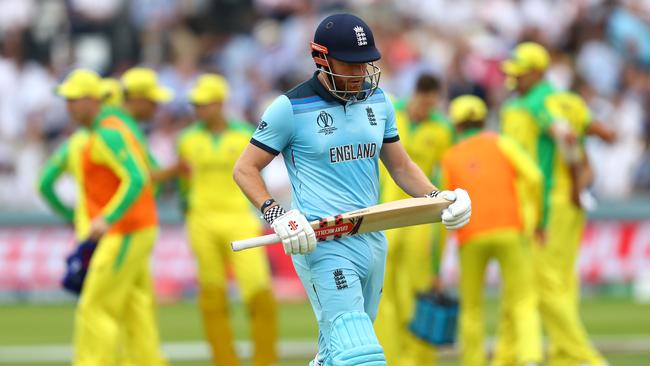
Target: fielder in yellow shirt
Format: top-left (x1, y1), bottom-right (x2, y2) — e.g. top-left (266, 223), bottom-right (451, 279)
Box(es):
top-left (120, 67), bottom-right (176, 181)
top-left (56, 69), bottom-right (167, 366)
top-left (177, 74), bottom-right (277, 366)
top-left (500, 42), bottom-right (607, 366)
top-left (38, 77), bottom-right (127, 240)
top-left (441, 95), bottom-right (542, 366)
top-left (374, 74), bottom-right (454, 366)
top-left (40, 75), bottom-right (166, 366)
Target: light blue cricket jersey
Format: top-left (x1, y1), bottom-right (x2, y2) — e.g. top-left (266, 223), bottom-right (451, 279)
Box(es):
top-left (251, 73), bottom-right (399, 220)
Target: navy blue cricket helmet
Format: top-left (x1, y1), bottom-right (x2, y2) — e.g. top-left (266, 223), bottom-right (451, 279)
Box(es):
top-left (311, 13), bottom-right (381, 102)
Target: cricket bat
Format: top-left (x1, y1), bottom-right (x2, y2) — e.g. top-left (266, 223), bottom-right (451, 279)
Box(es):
top-left (231, 196), bottom-right (452, 251)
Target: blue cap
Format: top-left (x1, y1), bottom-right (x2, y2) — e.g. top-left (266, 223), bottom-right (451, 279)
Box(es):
top-left (312, 13), bottom-right (381, 63)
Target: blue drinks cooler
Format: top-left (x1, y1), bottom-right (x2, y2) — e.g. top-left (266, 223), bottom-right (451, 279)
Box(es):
top-left (409, 291), bottom-right (459, 345)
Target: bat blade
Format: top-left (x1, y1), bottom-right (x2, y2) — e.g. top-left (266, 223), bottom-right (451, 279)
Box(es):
top-left (231, 197), bottom-right (451, 251)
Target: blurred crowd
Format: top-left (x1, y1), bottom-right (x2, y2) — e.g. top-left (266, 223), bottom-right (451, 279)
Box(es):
top-left (0, 0), bottom-right (649, 211)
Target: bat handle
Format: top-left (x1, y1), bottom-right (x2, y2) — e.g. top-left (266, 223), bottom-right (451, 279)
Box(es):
top-left (231, 233), bottom-right (280, 251)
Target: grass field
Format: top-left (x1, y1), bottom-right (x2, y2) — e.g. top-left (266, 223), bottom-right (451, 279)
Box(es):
top-left (1, 296), bottom-right (649, 365)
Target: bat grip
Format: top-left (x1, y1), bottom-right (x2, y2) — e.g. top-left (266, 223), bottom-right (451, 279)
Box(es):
top-left (231, 233), bottom-right (280, 251)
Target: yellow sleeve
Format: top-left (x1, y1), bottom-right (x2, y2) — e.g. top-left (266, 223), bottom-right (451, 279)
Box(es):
top-left (573, 95), bottom-right (592, 135)
top-left (544, 92), bottom-right (592, 137)
top-left (500, 105), bottom-right (538, 158)
top-left (38, 139), bottom-right (74, 221)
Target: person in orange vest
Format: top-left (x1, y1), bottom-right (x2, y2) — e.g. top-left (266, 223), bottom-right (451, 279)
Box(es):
top-left (440, 95), bottom-right (543, 366)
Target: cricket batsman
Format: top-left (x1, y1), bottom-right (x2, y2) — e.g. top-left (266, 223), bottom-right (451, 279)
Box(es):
top-left (374, 73), bottom-right (454, 366)
top-left (233, 13), bottom-right (471, 366)
top-left (176, 74), bottom-right (278, 366)
top-left (56, 69), bottom-right (167, 366)
top-left (441, 95), bottom-right (543, 366)
top-left (500, 42), bottom-right (607, 366)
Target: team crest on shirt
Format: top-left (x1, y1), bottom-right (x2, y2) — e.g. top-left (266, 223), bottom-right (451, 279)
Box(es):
top-left (366, 107), bottom-right (376, 126)
top-left (316, 111), bottom-right (337, 135)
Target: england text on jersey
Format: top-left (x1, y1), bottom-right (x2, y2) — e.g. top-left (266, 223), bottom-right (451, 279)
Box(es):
top-left (329, 143), bottom-right (377, 164)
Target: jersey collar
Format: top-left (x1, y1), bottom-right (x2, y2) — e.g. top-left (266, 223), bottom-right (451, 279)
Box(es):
top-left (525, 79), bottom-right (553, 100)
top-left (196, 120), bottom-right (229, 134)
top-left (309, 72), bottom-right (342, 104)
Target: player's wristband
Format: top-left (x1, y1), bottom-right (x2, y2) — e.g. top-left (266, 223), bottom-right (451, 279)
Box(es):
top-left (425, 190), bottom-right (441, 198)
top-left (262, 205), bottom-right (286, 225)
top-left (260, 198), bottom-right (277, 213)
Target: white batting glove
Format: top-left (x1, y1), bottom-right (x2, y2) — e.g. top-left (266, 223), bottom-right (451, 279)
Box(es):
top-left (431, 188), bottom-right (472, 230)
top-left (270, 209), bottom-right (317, 255)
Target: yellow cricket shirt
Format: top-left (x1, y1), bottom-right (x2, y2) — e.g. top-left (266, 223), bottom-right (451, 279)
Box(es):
top-left (500, 81), bottom-right (591, 225)
top-left (381, 99), bottom-right (454, 202)
top-left (177, 120), bottom-right (254, 214)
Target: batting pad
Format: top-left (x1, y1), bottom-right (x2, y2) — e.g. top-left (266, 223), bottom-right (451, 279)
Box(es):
top-left (328, 311), bottom-right (387, 366)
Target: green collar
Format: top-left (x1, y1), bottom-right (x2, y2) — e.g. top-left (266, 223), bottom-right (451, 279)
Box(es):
top-left (525, 80), bottom-right (554, 100)
top-left (458, 127), bottom-right (482, 141)
top-left (406, 107), bottom-right (447, 129)
top-left (91, 106), bottom-right (111, 129)
top-left (196, 120), bottom-right (229, 134)
top-left (91, 105), bottom-right (134, 129)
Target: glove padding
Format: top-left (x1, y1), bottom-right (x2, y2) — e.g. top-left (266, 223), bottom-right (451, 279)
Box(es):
top-left (439, 189), bottom-right (472, 230)
top-left (271, 209), bottom-right (317, 255)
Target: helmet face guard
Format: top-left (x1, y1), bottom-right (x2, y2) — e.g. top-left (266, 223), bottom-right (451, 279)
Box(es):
top-left (311, 41), bottom-right (381, 103)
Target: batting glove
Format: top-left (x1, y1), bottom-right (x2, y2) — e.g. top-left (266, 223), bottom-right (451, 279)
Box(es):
top-left (433, 188), bottom-right (472, 230)
top-left (270, 209), bottom-right (317, 255)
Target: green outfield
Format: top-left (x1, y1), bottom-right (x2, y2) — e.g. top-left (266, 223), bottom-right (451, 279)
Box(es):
top-left (1, 296), bottom-right (649, 365)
